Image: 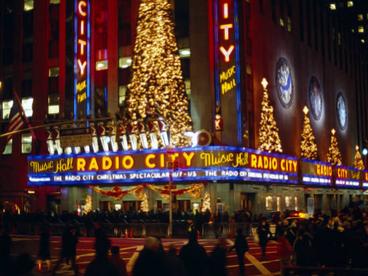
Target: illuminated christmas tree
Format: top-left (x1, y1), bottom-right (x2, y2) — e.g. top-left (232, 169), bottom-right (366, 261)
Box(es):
top-left (327, 129), bottom-right (342, 165)
top-left (354, 145), bottom-right (365, 170)
top-left (140, 192), bottom-right (149, 213)
top-left (201, 192), bottom-right (211, 212)
top-left (124, 0), bottom-right (192, 146)
top-left (258, 78), bottom-right (283, 153)
top-left (300, 106), bottom-right (318, 160)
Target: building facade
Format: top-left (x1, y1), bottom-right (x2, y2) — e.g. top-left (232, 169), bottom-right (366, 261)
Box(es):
top-left (1, 0), bottom-right (368, 215)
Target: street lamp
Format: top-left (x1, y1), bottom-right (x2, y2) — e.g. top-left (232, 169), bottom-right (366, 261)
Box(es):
top-left (362, 148), bottom-right (368, 156)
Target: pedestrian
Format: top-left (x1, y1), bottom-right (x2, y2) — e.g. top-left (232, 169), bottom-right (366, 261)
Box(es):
top-left (133, 236), bottom-right (169, 276)
top-left (85, 234), bottom-right (119, 276)
top-left (179, 232), bottom-right (208, 276)
top-left (110, 246), bottom-right (127, 276)
top-left (230, 228), bottom-right (249, 276)
top-left (257, 218), bottom-right (270, 259)
top-left (37, 224), bottom-right (51, 272)
top-left (52, 225), bottom-right (79, 275)
top-left (277, 230), bottom-right (293, 274)
top-left (165, 244), bottom-right (186, 276)
top-left (294, 228), bottom-right (314, 267)
top-left (209, 238), bottom-right (228, 276)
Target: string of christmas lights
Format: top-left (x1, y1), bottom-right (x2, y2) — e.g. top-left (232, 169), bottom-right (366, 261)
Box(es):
top-left (353, 145), bottom-right (365, 170)
top-left (327, 129), bottom-right (342, 165)
top-left (300, 106), bottom-right (318, 160)
top-left (258, 78), bottom-right (283, 153)
top-left (124, 0), bottom-right (192, 147)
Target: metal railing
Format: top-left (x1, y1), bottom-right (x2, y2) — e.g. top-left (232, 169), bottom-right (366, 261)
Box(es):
top-left (7, 221), bottom-right (254, 238)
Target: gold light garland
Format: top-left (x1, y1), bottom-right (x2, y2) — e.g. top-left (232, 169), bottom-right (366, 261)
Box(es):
top-left (123, 0), bottom-right (192, 147)
top-left (326, 129), bottom-right (342, 165)
top-left (300, 106), bottom-right (318, 160)
top-left (258, 78), bottom-right (283, 153)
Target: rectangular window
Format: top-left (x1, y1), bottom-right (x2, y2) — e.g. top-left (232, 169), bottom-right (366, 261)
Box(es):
top-left (24, 0), bottom-right (34, 11)
top-left (49, 67), bottom-right (60, 77)
top-left (48, 94), bottom-right (60, 114)
top-left (21, 133), bottom-right (32, 154)
top-left (313, 0), bottom-right (318, 50)
top-left (119, 85), bottom-right (127, 106)
top-left (299, 0), bottom-right (304, 41)
top-left (271, 0), bottom-right (276, 23)
top-left (2, 139), bottom-right (12, 155)
top-left (306, 0), bottom-right (311, 46)
top-left (2, 100), bottom-right (14, 120)
top-left (22, 98), bottom-right (33, 117)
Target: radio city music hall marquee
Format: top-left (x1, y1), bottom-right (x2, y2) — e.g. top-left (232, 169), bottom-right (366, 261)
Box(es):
top-left (28, 146), bottom-right (299, 186)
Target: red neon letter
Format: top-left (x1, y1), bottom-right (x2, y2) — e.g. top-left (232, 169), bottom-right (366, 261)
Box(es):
top-left (220, 24), bottom-right (233, 40)
top-left (78, 39), bottom-right (87, 55)
top-left (78, 59), bottom-right (87, 75)
top-left (223, 3), bottom-right (229, 19)
top-left (80, 20), bottom-right (85, 35)
top-left (78, 1), bottom-right (87, 17)
top-left (220, 45), bottom-right (234, 62)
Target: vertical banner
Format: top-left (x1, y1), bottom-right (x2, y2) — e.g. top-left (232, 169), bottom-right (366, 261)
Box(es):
top-left (214, 0), bottom-right (242, 145)
top-left (74, 0), bottom-right (91, 119)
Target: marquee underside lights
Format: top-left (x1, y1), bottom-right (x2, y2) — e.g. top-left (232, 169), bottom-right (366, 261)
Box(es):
top-left (28, 146), bottom-right (299, 186)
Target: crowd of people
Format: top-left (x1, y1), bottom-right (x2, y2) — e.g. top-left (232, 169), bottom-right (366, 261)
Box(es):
top-left (1, 206), bottom-right (368, 275)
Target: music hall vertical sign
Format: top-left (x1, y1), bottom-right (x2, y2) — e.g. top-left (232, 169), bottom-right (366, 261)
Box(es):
top-left (213, 0), bottom-right (242, 145)
top-left (74, 0), bottom-right (91, 118)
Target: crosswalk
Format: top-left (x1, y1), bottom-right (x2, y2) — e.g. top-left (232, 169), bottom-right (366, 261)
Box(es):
top-left (12, 236), bottom-right (281, 275)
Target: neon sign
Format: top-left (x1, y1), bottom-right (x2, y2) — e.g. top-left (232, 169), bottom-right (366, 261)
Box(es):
top-left (363, 171), bottom-right (368, 189)
top-left (301, 159), bottom-right (332, 186)
top-left (27, 146), bottom-right (299, 186)
top-left (334, 165), bottom-right (360, 188)
top-left (74, 0), bottom-right (90, 118)
top-left (213, 0), bottom-right (242, 144)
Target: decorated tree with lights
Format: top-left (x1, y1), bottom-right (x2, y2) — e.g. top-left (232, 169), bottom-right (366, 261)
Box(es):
top-left (327, 129), bottom-right (342, 165)
top-left (201, 192), bottom-right (211, 212)
top-left (258, 78), bottom-right (283, 153)
top-left (300, 106), bottom-right (318, 160)
top-left (354, 145), bottom-right (365, 170)
top-left (124, 0), bottom-right (192, 146)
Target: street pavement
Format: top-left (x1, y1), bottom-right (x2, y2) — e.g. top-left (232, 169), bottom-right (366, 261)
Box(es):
top-left (11, 235), bottom-right (280, 275)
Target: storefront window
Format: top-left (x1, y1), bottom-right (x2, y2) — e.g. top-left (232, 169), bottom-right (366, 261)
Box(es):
top-left (265, 196), bottom-right (273, 211)
top-left (21, 133), bottom-right (32, 154)
top-left (276, 196), bottom-right (281, 212)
